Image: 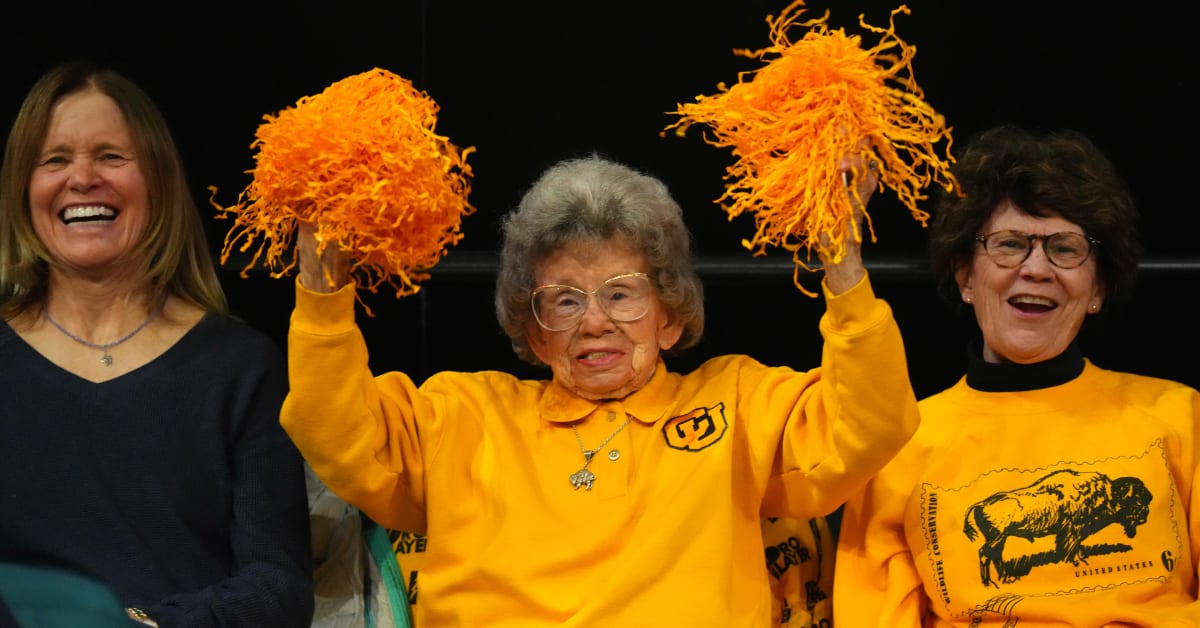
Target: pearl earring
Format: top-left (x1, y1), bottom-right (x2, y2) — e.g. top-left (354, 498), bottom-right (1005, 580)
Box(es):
top-left (1089, 303), bottom-right (1099, 313)
top-left (964, 296), bottom-right (972, 304)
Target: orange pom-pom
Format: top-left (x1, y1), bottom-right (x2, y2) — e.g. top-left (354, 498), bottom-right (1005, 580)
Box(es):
top-left (665, 1), bottom-right (957, 293)
top-left (212, 67), bottom-right (475, 299)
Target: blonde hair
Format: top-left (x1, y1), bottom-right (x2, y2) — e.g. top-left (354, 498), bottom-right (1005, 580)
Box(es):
top-left (0, 60), bottom-right (227, 319)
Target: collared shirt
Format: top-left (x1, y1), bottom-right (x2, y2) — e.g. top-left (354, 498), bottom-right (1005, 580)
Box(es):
top-left (285, 274), bottom-right (917, 626)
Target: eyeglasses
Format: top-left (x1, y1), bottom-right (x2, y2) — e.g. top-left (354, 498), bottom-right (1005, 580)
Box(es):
top-left (531, 272), bottom-right (653, 331)
top-left (975, 230), bottom-right (1100, 269)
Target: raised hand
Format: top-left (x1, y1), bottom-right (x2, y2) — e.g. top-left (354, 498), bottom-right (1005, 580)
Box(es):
top-left (819, 154), bottom-right (879, 294)
top-left (297, 221), bottom-right (351, 293)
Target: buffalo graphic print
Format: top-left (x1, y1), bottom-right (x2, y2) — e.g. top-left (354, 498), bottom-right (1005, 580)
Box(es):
top-left (962, 469), bottom-right (1152, 587)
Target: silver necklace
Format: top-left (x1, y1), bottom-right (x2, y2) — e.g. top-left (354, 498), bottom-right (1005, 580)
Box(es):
top-left (43, 307), bottom-right (158, 366)
top-left (568, 416), bottom-right (632, 490)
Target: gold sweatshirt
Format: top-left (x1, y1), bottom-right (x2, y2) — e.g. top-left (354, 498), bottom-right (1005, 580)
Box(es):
top-left (836, 356), bottom-right (1200, 627)
top-left (283, 274), bottom-right (917, 626)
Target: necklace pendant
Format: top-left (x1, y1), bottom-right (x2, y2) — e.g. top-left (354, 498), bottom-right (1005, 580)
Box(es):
top-left (42, 307), bottom-right (158, 368)
top-left (569, 467), bottom-right (596, 491)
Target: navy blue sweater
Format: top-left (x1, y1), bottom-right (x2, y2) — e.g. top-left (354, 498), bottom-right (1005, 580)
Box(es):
top-left (0, 314), bottom-right (313, 627)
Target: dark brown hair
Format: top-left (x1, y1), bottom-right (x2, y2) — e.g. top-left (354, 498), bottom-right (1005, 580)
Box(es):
top-left (929, 125), bottom-right (1141, 308)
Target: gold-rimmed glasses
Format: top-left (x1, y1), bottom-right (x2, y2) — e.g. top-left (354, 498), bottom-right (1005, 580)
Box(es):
top-left (531, 272), bottom-right (653, 331)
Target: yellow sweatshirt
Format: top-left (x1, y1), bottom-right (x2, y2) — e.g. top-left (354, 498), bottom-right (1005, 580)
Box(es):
top-left (835, 358), bottom-right (1200, 627)
top-left (283, 274), bottom-right (917, 627)
top-left (386, 514), bottom-right (833, 625)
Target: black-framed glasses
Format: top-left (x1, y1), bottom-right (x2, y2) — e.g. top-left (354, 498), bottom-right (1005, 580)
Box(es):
top-left (531, 272), bottom-right (653, 331)
top-left (975, 230), bottom-right (1100, 269)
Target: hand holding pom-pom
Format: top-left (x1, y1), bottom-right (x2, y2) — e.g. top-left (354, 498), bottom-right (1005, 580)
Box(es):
top-left (212, 68), bottom-right (475, 302)
top-left (295, 221), bottom-right (350, 294)
top-left (665, 1), bottom-right (957, 296)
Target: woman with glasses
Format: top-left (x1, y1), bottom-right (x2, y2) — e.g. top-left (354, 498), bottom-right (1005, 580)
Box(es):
top-left (834, 125), bottom-right (1200, 626)
top-left (283, 153), bottom-right (920, 625)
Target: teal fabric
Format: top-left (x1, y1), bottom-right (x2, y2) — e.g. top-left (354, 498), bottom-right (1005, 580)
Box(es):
top-left (364, 524), bottom-right (412, 628)
top-left (0, 562), bottom-right (132, 627)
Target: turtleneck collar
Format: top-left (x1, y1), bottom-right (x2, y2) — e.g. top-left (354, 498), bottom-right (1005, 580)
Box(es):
top-left (964, 337), bottom-right (1085, 392)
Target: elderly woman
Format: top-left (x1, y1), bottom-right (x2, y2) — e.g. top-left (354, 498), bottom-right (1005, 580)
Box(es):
top-left (833, 125), bottom-right (1200, 626)
top-left (0, 61), bottom-right (313, 626)
top-left (284, 153), bottom-right (919, 625)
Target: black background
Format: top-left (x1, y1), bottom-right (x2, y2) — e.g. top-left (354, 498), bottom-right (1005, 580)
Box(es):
top-left (3, 1), bottom-right (1197, 397)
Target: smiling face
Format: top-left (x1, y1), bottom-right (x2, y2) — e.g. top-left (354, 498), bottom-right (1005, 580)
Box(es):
top-left (957, 202), bottom-right (1105, 364)
top-left (29, 88), bottom-right (149, 276)
top-left (526, 238), bottom-right (684, 400)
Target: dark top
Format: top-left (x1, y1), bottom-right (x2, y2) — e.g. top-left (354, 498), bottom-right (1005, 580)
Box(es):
top-left (0, 314), bottom-right (313, 627)
top-left (964, 336), bottom-right (1086, 392)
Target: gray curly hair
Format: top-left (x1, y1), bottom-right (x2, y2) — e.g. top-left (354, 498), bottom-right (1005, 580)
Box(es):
top-left (495, 155), bottom-right (705, 366)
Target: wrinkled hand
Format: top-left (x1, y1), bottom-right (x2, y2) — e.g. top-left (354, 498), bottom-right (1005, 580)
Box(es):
top-left (297, 221), bottom-right (351, 293)
top-left (819, 153), bottom-right (879, 295)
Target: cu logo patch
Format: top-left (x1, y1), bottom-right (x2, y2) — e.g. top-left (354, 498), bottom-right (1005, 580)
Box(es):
top-left (662, 402), bottom-right (727, 451)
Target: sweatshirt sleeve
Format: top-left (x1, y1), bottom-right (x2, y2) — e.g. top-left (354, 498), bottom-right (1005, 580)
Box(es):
top-left (1177, 388), bottom-right (1200, 627)
top-left (763, 271), bottom-right (921, 518)
top-left (832, 452), bottom-right (927, 627)
top-left (280, 279), bottom-right (430, 534)
top-left (820, 274), bottom-right (924, 625)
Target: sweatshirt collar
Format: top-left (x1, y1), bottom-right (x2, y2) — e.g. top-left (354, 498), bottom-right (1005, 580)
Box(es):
top-left (538, 360), bottom-right (676, 425)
